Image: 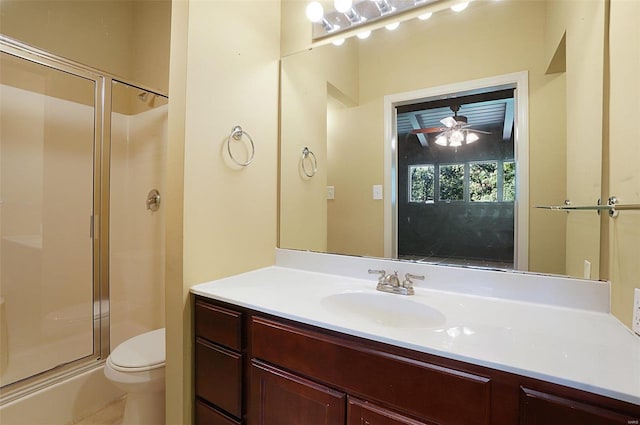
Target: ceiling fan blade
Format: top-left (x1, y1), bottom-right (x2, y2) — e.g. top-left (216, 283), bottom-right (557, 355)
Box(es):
top-left (466, 129), bottom-right (492, 134)
top-left (411, 127), bottom-right (446, 134)
top-left (440, 116), bottom-right (457, 128)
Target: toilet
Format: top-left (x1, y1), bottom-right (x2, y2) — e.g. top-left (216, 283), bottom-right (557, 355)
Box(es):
top-left (104, 328), bottom-right (166, 425)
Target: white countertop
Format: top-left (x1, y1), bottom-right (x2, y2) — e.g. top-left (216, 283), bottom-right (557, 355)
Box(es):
top-left (191, 263), bottom-right (640, 406)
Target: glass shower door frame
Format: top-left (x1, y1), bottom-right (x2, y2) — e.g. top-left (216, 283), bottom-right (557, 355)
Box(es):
top-left (0, 35), bottom-right (109, 403)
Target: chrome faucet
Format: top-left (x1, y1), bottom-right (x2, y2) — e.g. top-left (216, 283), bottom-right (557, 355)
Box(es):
top-left (368, 270), bottom-right (424, 296)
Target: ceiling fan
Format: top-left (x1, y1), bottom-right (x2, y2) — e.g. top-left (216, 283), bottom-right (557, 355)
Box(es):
top-left (410, 105), bottom-right (490, 147)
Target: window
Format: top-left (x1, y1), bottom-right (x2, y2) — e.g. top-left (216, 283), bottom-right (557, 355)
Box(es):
top-left (409, 165), bottom-right (435, 203)
top-left (409, 160), bottom-right (515, 204)
top-left (503, 161), bottom-right (516, 201)
top-left (470, 161), bottom-right (498, 202)
top-left (439, 164), bottom-right (464, 201)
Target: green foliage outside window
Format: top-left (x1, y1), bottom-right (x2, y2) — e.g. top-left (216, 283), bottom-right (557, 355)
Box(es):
top-left (439, 164), bottom-right (464, 201)
top-left (503, 161), bottom-right (516, 201)
top-left (470, 162), bottom-right (498, 202)
top-left (409, 165), bottom-right (435, 202)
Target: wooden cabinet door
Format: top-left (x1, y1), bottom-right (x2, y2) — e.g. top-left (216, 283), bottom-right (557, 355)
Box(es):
top-left (520, 388), bottom-right (639, 425)
top-left (249, 360), bottom-right (346, 425)
top-left (347, 397), bottom-right (434, 425)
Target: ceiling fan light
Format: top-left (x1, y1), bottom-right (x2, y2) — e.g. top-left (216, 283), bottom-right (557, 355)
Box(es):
top-left (466, 132), bottom-right (479, 143)
top-left (357, 30), bottom-right (371, 39)
top-left (450, 130), bottom-right (464, 145)
top-left (332, 38), bottom-right (345, 46)
top-left (435, 135), bottom-right (448, 146)
top-left (385, 22), bottom-right (400, 30)
top-left (306, 1), bottom-right (324, 22)
top-left (418, 12), bottom-right (433, 20)
top-left (451, 2), bottom-right (469, 12)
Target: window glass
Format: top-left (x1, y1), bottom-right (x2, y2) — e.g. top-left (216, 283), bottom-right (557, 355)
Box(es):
top-left (470, 162), bottom-right (498, 202)
top-left (503, 161), bottom-right (516, 201)
top-left (409, 165), bottom-right (435, 203)
top-left (439, 164), bottom-right (464, 201)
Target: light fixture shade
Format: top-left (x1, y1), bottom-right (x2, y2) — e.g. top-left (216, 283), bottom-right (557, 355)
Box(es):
top-left (466, 132), bottom-right (479, 143)
top-left (306, 1), bottom-right (325, 22)
top-left (435, 135), bottom-right (448, 146)
top-left (418, 12), bottom-right (433, 20)
top-left (332, 38), bottom-right (346, 46)
top-left (451, 2), bottom-right (469, 12)
top-left (385, 22), bottom-right (400, 30)
top-left (450, 130), bottom-right (464, 145)
top-left (356, 30), bottom-right (371, 39)
top-left (334, 0), bottom-right (353, 13)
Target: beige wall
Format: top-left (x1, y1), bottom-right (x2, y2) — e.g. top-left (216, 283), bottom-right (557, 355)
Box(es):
top-left (545, 0), bottom-right (605, 279)
top-left (166, 1), bottom-right (281, 423)
top-left (609, 0), bottom-right (640, 327)
top-left (280, 41), bottom-right (358, 252)
top-left (0, 0), bottom-right (170, 93)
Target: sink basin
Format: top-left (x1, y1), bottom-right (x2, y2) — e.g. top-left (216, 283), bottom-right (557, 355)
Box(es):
top-left (320, 292), bottom-right (446, 329)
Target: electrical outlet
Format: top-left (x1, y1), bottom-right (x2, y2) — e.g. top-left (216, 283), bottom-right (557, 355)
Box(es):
top-left (633, 288), bottom-right (640, 335)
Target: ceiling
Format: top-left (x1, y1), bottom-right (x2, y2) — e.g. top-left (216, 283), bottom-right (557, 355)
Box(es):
top-left (397, 97), bottom-right (515, 146)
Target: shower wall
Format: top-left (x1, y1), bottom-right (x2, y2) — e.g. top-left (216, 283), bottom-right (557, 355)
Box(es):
top-left (110, 84), bottom-right (167, 348)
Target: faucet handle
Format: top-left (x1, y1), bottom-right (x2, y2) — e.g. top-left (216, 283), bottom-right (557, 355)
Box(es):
top-left (403, 273), bottom-right (425, 289)
top-left (368, 269), bottom-right (386, 282)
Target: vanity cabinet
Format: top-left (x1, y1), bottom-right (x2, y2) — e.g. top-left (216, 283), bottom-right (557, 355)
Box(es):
top-left (250, 360), bottom-right (346, 423)
top-left (195, 300), bottom-right (244, 424)
top-left (194, 296), bottom-right (640, 425)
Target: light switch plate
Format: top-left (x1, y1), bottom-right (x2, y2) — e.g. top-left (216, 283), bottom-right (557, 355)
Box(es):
top-left (633, 288), bottom-right (640, 335)
top-left (327, 186), bottom-right (335, 200)
top-left (373, 184), bottom-right (383, 200)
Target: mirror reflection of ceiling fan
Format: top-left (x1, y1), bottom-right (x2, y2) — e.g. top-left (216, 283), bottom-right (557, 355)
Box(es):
top-left (410, 105), bottom-right (491, 147)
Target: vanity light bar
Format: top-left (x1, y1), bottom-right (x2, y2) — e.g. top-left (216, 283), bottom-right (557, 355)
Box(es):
top-left (307, 0), bottom-right (474, 41)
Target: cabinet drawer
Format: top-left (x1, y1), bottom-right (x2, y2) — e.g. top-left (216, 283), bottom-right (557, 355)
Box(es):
top-left (195, 338), bottom-right (243, 419)
top-left (195, 299), bottom-right (242, 351)
top-left (251, 316), bottom-right (492, 425)
top-left (195, 399), bottom-right (241, 425)
top-left (519, 387), bottom-right (639, 425)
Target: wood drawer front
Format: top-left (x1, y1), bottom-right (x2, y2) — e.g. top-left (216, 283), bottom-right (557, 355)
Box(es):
top-left (195, 299), bottom-right (242, 351)
top-left (195, 399), bottom-right (241, 425)
top-left (195, 338), bottom-right (243, 419)
top-left (519, 387), bottom-right (640, 425)
top-left (347, 397), bottom-right (434, 425)
top-left (251, 317), bottom-right (492, 425)
top-left (250, 360), bottom-right (346, 425)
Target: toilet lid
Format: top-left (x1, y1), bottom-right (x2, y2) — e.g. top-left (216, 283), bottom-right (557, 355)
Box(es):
top-left (110, 328), bottom-right (165, 371)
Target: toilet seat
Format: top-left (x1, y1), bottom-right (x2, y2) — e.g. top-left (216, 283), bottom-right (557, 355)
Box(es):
top-left (108, 328), bottom-right (165, 373)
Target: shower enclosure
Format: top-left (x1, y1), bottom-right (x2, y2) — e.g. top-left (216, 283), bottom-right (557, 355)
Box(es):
top-left (0, 36), bottom-right (167, 404)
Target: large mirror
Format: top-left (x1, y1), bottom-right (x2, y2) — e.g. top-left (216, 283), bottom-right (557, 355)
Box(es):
top-left (279, 0), bottom-right (606, 280)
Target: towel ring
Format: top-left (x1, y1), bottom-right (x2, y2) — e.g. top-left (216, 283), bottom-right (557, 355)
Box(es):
top-left (227, 126), bottom-right (255, 167)
top-left (301, 147), bottom-right (318, 178)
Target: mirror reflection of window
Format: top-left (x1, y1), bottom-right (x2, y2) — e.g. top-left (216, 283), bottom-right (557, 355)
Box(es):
top-left (439, 164), bottom-right (465, 202)
top-left (409, 165), bottom-right (435, 203)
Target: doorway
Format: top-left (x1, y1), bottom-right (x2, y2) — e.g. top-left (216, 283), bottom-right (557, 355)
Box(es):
top-left (383, 72), bottom-right (529, 271)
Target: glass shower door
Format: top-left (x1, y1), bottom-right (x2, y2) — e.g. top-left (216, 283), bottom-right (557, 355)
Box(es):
top-left (0, 50), bottom-right (98, 388)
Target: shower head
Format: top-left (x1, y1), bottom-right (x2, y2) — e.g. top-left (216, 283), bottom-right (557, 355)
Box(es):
top-left (138, 91), bottom-right (156, 107)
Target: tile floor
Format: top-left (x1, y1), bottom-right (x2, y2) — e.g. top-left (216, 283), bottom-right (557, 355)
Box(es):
top-left (70, 397), bottom-right (125, 425)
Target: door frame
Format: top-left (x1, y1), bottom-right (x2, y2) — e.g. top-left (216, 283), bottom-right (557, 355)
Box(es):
top-left (383, 71), bottom-right (529, 271)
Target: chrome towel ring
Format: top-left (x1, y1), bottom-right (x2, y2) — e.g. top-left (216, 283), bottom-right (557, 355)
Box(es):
top-left (227, 125), bottom-right (255, 167)
top-left (301, 147), bottom-right (318, 178)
